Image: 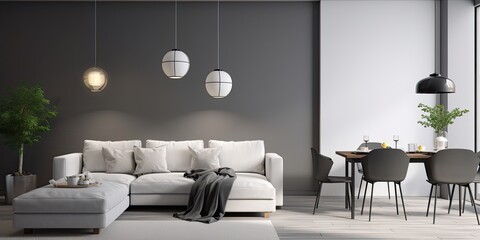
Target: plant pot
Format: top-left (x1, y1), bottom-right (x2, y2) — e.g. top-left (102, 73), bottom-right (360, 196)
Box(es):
top-left (435, 131), bottom-right (448, 151)
top-left (5, 174), bottom-right (36, 205)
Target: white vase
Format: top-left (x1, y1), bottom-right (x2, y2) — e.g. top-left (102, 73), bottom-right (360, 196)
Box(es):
top-left (435, 131), bottom-right (448, 151)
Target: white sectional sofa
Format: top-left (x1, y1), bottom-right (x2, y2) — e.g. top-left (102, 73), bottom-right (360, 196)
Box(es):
top-left (19, 140), bottom-right (282, 231)
top-left (14, 140), bottom-right (283, 233)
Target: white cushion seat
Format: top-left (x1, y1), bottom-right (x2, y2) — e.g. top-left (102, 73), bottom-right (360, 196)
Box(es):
top-left (13, 181), bottom-right (128, 214)
top-left (130, 172), bottom-right (275, 200)
top-left (131, 172), bottom-right (193, 194)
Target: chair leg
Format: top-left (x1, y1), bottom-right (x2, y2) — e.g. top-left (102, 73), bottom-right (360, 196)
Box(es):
top-left (467, 185), bottom-right (480, 225)
top-left (387, 182), bottom-right (391, 200)
top-left (346, 182), bottom-right (351, 210)
top-left (357, 177), bottom-right (364, 199)
top-left (475, 183), bottom-right (478, 200)
top-left (459, 184), bottom-right (462, 217)
top-left (349, 182), bottom-right (354, 210)
top-left (361, 182), bottom-right (369, 215)
top-left (426, 184), bottom-right (433, 217)
top-left (394, 183), bottom-right (399, 215)
top-left (398, 182), bottom-right (407, 221)
top-left (447, 184), bottom-right (451, 200)
top-left (433, 184), bottom-right (438, 224)
top-left (313, 182), bottom-right (322, 215)
top-left (448, 184), bottom-right (456, 214)
top-left (369, 182), bottom-right (375, 221)
top-left (463, 185), bottom-right (467, 214)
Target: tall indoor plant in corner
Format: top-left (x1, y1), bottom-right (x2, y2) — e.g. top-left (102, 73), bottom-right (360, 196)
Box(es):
top-left (417, 103), bottom-right (468, 150)
top-left (0, 84), bottom-right (57, 204)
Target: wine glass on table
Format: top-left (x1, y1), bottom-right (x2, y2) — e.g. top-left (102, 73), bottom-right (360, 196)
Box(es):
top-left (363, 135), bottom-right (369, 151)
top-left (393, 135), bottom-right (399, 149)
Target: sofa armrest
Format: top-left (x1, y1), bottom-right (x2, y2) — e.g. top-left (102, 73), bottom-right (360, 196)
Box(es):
top-left (53, 153), bottom-right (83, 180)
top-left (265, 153), bottom-right (283, 206)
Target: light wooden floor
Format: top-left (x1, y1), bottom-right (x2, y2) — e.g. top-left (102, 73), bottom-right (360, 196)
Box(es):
top-left (2, 196), bottom-right (480, 239)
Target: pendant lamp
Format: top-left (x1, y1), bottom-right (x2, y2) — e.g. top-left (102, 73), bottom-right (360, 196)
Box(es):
top-left (162, 0), bottom-right (190, 79)
top-left (205, 0), bottom-right (232, 98)
top-left (416, 73), bottom-right (455, 93)
top-left (84, 0), bottom-right (108, 92)
top-left (416, 0), bottom-right (455, 94)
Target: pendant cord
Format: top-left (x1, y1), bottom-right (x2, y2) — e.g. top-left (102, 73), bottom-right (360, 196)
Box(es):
top-left (434, 0), bottom-right (437, 74)
top-left (94, 0), bottom-right (97, 67)
top-left (175, 0), bottom-right (177, 49)
top-left (217, 0), bottom-right (220, 69)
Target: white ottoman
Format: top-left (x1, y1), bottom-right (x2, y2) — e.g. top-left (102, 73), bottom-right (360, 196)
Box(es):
top-left (13, 181), bottom-right (129, 234)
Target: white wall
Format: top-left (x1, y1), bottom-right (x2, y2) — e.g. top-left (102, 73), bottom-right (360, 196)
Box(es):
top-left (448, 0), bottom-right (475, 150)
top-left (320, 0), bottom-right (436, 196)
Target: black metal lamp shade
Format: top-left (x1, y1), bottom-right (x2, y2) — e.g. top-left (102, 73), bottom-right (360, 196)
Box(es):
top-left (416, 73), bottom-right (455, 94)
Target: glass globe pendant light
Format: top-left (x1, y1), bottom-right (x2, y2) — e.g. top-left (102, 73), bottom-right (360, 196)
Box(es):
top-left (84, 0), bottom-right (108, 92)
top-left (205, 0), bottom-right (232, 98)
top-left (162, 0), bottom-right (190, 79)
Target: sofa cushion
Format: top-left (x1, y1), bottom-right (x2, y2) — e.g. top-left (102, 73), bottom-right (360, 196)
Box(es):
top-left (208, 140), bottom-right (265, 174)
top-left (130, 172), bottom-right (275, 200)
top-left (89, 173), bottom-right (137, 186)
top-left (134, 146), bottom-right (170, 175)
top-left (189, 147), bottom-right (221, 170)
top-left (13, 181), bottom-right (128, 214)
top-left (146, 140), bottom-right (204, 172)
top-left (103, 148), bottom-right (135, 174)
top-left (131, 172), bottom-right (193, 194)
top-left (83, 140), bottom-right (142, 172)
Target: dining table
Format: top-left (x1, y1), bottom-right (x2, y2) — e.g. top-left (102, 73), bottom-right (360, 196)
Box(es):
top-left (335, 150), bottom-right (433, 219)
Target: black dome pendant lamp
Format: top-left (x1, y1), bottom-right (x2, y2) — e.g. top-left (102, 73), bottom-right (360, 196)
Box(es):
top-left (416, 73), bottom-right (455, 94)
top-left (416, 0), bottom-right (455, 94)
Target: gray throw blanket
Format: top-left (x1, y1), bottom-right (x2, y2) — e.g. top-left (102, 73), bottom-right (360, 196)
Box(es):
top-left (174, 167), bottom-right (237, 223)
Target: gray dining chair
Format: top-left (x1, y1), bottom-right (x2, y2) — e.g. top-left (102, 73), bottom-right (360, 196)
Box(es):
top-left (361, 149), bottom-right (409, 221)
top-left (424, 149), bottom-right (480, 225)
top-left (311, 148), bottom-right (352, 215)
top-left (356, 142), bottom-right (392, 200)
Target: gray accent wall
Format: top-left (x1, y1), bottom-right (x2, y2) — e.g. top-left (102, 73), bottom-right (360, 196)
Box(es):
top-left (0, 2), bottom-right (318, 195)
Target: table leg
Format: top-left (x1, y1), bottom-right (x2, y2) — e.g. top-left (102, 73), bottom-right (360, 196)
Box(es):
top-left (350, 160), bottom-right (356, 219)
top-left (345, 158), bottom-right (349, 209)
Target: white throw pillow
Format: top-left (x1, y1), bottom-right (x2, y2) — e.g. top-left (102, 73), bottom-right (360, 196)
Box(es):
top-left (189, 147), bottom-right (221, 170)
top-left (208, 140), bottom-right (265, 174)
top-left (146, 140), bottom-right (204, 172)
top-left (83, 140), bottom-right (142, 172)
top-left (134, 146), bottom-right (170, 175)
top-left (102, 147), bottom-right (135, 174)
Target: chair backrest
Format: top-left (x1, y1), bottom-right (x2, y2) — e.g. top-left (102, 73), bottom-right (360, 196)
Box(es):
top-left (311, 148), bottom-right (333, 182)
top-left (362, 148), bottom-right (410, 182)
top-left (425, 149), bottom-right (480, 184)
top-left (356, 142), bottom-right (383, 172)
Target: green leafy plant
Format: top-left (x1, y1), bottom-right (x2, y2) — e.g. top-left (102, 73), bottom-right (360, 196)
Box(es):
top-left (0, 84), bottom-right (57, 175)
top-left (417, 103), bottom-right (469, 134)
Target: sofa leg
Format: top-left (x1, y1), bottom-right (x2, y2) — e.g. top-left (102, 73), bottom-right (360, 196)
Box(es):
top-left (263, 212), bottom-right (270, 218)
top-left (24, 228), bottom-right (33, 234)
top-left (92, 228), bottom-right (101, 234)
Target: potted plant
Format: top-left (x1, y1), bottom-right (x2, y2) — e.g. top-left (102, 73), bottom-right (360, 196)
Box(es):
top-left (417, 103), bottom-right (468, 150)
top-left (0, 84), bottom-right (57, 204)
